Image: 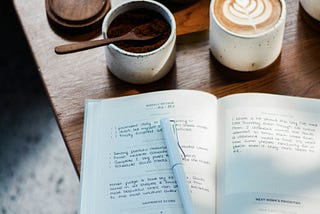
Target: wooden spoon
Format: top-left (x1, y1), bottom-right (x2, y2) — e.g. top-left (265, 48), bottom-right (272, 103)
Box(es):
top-left (54, 25), bottom-right (160, 54)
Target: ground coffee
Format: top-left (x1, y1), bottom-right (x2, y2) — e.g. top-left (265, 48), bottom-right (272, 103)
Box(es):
top-left (107, 8), bottom-right (171, 53)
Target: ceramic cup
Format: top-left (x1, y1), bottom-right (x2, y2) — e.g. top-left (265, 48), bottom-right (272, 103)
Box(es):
top-left (102, 0), bottom-right (176, 84)
top-left (209, 0), bottom-right (286, 72)
top-left (300, 0), bottom-right (320, 21)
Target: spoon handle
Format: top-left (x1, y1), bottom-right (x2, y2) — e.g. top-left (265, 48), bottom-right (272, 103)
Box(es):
top-left (54, 37), bottom-right (124, 54)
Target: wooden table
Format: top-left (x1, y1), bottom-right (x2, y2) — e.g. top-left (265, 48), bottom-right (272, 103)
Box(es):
top-left (13, 0), bottom-right (320, 176)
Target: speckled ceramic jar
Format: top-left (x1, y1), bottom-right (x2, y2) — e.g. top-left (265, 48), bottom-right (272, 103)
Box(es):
top-left (102, 0), bottom-right (176, 84)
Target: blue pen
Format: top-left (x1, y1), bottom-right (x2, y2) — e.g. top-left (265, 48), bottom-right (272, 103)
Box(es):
top-left (160, 118), bottom-right (195, 214)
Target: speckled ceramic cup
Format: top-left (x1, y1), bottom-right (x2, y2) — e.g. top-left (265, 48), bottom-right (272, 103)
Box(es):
top-left (300, 0), bottom-right (320, 21)
top-left (102, 0), bottom-right (176, 84)
top-left (209, 0), bottom-right (286, 72)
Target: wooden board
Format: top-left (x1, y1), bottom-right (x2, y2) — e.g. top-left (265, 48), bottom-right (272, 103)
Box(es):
top-left (169, 0), bottom-right (210, 35)
top-left (13, 0), bottom-right (320, 176)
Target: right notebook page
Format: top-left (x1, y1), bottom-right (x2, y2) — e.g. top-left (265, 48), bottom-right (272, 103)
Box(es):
top-left (217, 93), bottom-right (320, 214)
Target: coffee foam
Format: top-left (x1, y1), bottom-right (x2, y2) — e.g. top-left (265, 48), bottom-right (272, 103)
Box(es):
top-left (214, 0), bottom-right (282, 35)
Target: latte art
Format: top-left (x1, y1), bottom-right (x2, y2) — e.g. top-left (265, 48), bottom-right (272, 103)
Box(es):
top-left (224, 0), bottom-right (272, 27)
top-left (214, 0), bottom-right (282, 35)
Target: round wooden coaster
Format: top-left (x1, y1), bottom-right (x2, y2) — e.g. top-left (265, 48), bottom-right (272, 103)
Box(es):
top-left (46, 0), bottom-right (110, 33)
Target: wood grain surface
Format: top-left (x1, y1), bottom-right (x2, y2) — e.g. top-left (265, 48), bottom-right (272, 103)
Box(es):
top-left (170, 0), bottom-right (210, 35)
top-left (13, 0), bottom-right (320, 176)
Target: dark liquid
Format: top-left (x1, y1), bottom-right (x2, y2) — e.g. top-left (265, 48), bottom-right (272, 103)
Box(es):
top-left (107, 8), bottom-right (171, 53)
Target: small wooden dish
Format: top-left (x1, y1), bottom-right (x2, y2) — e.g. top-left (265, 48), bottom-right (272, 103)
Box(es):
top-left (45, 0), bottom-right (111, 34)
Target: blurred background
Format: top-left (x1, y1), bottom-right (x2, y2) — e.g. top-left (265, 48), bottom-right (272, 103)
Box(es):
top-left (0, 0), bottom-right (79, 213)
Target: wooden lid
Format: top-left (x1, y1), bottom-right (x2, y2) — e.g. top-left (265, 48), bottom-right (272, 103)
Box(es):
top-left (46, 0), bottom-right (110, 33)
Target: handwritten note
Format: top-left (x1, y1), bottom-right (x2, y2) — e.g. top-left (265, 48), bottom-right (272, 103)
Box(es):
top-left (110, 146), bottom-right (168, 169)
top-left (230, 112), bottom-right (319, 154)
top-left (108, 175), bottom-right (177, 200)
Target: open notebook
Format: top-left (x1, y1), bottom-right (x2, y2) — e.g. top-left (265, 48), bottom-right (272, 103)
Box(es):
top-left (79, 89), bottom-right (320, 214)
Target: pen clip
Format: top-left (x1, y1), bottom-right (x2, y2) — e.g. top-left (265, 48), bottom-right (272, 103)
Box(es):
top-left (170, 120), bottom-right (186, 159)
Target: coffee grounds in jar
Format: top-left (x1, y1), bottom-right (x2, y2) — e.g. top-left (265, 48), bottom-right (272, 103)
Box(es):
top-left (107, 8), bottom-right (171, 53)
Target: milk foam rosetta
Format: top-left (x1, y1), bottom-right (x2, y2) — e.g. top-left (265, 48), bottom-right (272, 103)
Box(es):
top-left (214, 0), bottom-right (282, 35)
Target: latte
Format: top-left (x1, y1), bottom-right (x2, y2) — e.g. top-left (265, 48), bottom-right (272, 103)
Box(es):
top-left (214, 0), bottom-right (282, 35)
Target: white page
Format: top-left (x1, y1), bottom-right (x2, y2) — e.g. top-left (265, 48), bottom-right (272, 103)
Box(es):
top-left (217, 93), bottom-right (320, 214)
top-left (79, 90), bottom-right (218, 213)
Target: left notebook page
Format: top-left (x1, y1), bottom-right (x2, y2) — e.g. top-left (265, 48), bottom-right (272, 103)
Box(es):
top-left (78, 90), bottom-right (218, 214)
